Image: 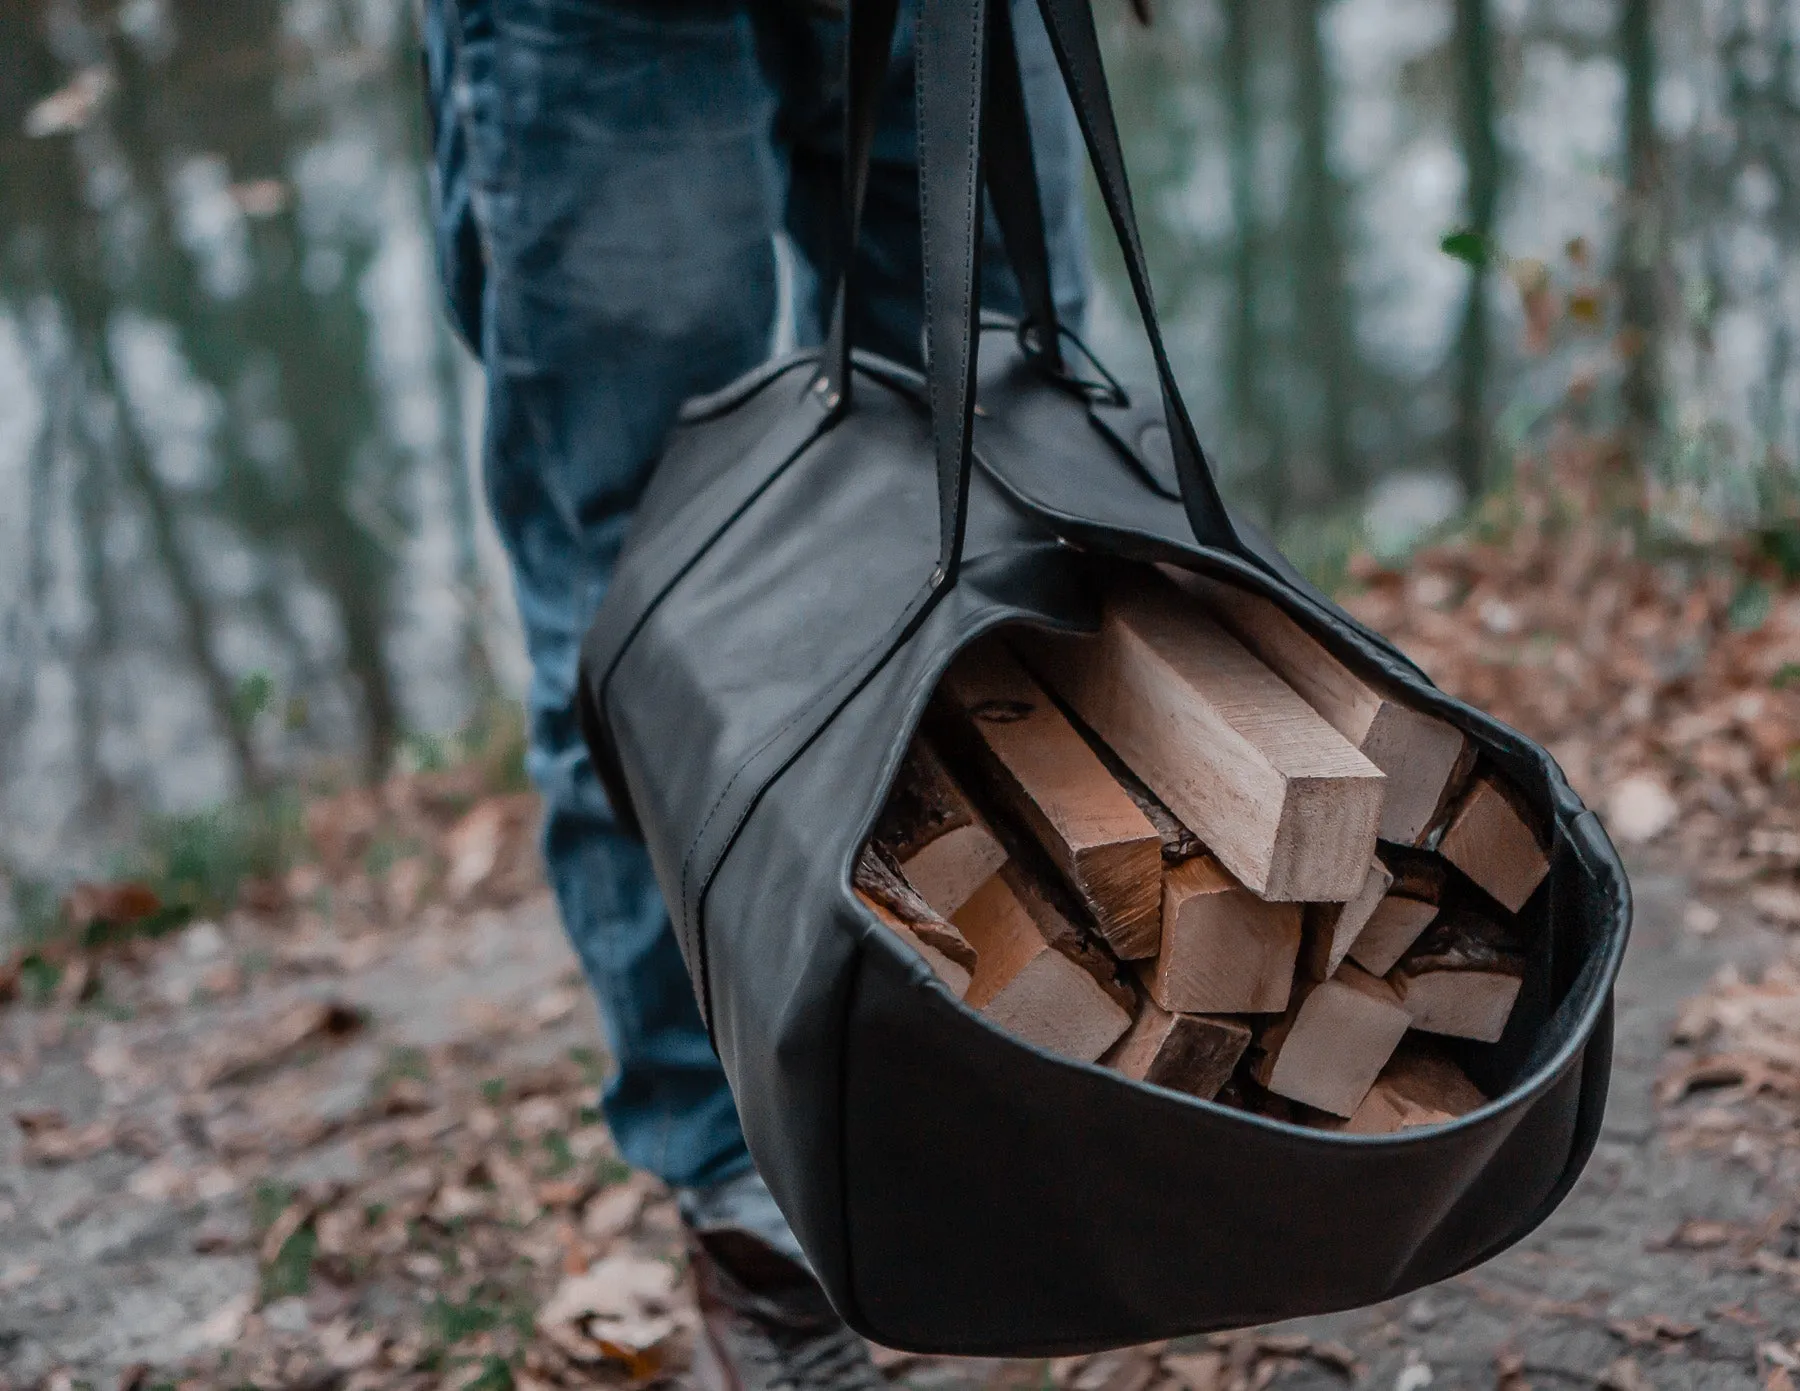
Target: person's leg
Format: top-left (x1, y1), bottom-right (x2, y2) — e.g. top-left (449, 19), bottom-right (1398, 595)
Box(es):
top-left (773, 0), bottom-right (1090, 363)
top-left (430, 0), bottom-right (780, 1193)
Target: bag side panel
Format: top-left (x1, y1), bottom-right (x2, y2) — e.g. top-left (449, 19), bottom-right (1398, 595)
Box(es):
top-left (838, 928), bottom-right (1594, 1354)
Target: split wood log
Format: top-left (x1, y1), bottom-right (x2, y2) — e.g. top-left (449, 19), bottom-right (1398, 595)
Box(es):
top-left (856, 890), bottom-right (972, 998)
top-left (1345, 895), bottom-right (1441, 978)
top-left (1419, 739), bottom-right (1479, 843)
top-left (1390, 910), bottom-right (1527, 1042)
top-left (1252, 964), bottom-right (1412, 1118)
top-left (1144, 856), bottom-right (1302, 1014)
top-left (853, 845), bottom-right (977, 970)
top-left (1436, 772), bottom-right (1550, 913)
top-left (1383, 1044), bottom-right (1487, 1114)
top-left (1022, 578), bottom-right (1386, 901)
top-left (1327, 1044), bottom-right (1487, 1134)
top-left (1102, 996), bottom-right (1251, 1101)
top-left (952, 872), bottom-right (1132, 1063)
top-left (1344, 848), bottom-right (1447, 977)
top-left (873, 740), bottom-right (1008, 918)
top-left (997, 861), bottom-right (1137, 1014)
top-left (1166, 567), bottom-right (1469, 845)
top-left (1075, 728), bottom-right (1204, 865)
top-left (934, 643), bottom-right (1163, 958)
top-left (1383, 845), bottom-right (1450, 903)
top-left (1299, 856), bottom-right (1393, 980)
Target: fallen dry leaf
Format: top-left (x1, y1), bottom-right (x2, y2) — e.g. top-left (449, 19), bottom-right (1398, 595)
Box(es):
top-left (1608, 1313), bottom-right (1699, 1346)
top-left (1599, 1357), bottom-right (1651, 1391)
top-left (188, 997), bottom-right (364, 1088)
top-left (13, 1109), bottom-right (116, 1165)
top-left (63, 880), bottom-right (161, 932)
top-left (1159, 1351), bottom-right (1223, 1391)
top-left (1494, 1350), bottom-right (1530, 1391)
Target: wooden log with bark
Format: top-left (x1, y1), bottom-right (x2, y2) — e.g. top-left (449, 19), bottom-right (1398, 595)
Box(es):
top-left (933, 642), bottom-right (1163, 958)
top-left (1021, 577), bottom-right (1387, 901)
top-left (1390, 910), bottom-right (1527, 1042)
top-left (854, 845), bottom-right (977, 969)
top-left (1102, 995), bottom-right (1251, 1101)
top-left (873, 739), bottom-right (1008, 919)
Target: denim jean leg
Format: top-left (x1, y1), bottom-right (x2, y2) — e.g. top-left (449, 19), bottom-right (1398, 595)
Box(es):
top-left (776, 0), bottom-right (1089, 364)
top-left (443, 0), bottom-right (783, 1189)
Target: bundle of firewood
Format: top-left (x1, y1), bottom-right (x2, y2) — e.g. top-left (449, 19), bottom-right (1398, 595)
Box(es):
top-left (855, 569), bottom-right (1551, 1134)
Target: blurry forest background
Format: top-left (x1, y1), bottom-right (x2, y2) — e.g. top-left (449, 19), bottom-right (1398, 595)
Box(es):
top-left (1, 0), bottom-right (1792, 909)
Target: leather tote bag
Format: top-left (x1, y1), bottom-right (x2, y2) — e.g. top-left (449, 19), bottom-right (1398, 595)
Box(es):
top-left (576, 0), bottom-right (1629, 1354)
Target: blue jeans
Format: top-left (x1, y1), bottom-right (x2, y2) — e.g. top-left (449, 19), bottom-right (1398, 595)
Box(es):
top-left (423, 0), bottom-right (1090, 1189)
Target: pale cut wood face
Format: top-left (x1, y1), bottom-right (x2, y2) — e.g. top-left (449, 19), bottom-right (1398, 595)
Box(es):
top-left (1395, 970), bottom-right (1524, 1043)
top-left (902, 821), bottom-right (1007, 920)
top-left (952, 872), bottom-right (1131, 1064)
top-left (1347, 895), bottom-right (1441, 977)
top-left (1263, 969), bottom-right (1413, 1117)
top-left (1438, 774), bottom-right (1550, 913)
top-left (1167, 566), bottom-right (1470, 847)
top-left (1024, 576), bottom-right (1385, 902)
top-left (1149, 857), bottom-right (1302, 1014)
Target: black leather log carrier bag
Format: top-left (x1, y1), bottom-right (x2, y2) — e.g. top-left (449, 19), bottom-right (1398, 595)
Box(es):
top-left (576, 0), bottom-right (1629, 1355)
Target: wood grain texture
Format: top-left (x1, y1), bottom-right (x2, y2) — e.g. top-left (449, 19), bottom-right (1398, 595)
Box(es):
top-left (1072, 724), bottom-right (1204, 865)
top-left (1300, 856), bottom-right (1393, 980)
top-left (1102, 996), bottom-right (1250, 1101)
top-left (856, 890), bottom-right (973, 998)
top-left (952, 874), bottom-right (1131, 1063)
top-left (936, 642), bottom-right (1163, 958)
top-left (1390, 910), bottom-right (1527, 1042)
top-left (1145, 856), bottom-right (1302, 1014)
top-left (1345, 894), bottom-right (1441, 977)
top-left (1022, 577), bottom-right (1385, 901)
top-left (1253, 964), bottom-right (1412, 1117)
top-left (873, 740), bottom-right (1007, 918)
top-left (853, 845), bottom-right (977, 970)
top-left (1437, 773), bottom-right (1550, 913)
top-left (1321, 1044), bottom-right (1487, 1133)
top-left (1167, 567), bottom-right (1468, 844)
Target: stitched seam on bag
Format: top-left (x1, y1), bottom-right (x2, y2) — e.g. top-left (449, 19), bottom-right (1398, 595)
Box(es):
top-left (594, 403), bottom-right (826, 698)
top-left (678, 591), bottom-right (934, 1030)
top-left (678, 587), bottom-right (932, 912)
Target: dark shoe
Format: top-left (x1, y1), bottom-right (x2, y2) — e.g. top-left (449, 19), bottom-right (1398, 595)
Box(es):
top-left (687, 1225), bottom-right (887, 1391)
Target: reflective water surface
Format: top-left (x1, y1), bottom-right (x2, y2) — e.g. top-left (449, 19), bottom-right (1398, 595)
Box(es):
top-left (0, 0), bottom-right (1789, 889)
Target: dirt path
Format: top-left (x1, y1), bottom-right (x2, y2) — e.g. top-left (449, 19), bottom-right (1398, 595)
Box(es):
top-left (1, 863), bottom-right (1795, 1388)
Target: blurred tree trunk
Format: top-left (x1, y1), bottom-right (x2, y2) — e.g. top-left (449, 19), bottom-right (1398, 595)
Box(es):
top-left (1294, 0), bottom-right (1354, 494)
top-left (1452, 0), bottom-right (1497, 498)
top-left (1225, 0), bottom-right (1269, 513)
top-left (1618, 0), bottom-right (1659, 460)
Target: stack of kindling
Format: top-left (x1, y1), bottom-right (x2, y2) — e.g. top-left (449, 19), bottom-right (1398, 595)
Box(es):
top-left (854, 570), bottom-right (1551, 1133)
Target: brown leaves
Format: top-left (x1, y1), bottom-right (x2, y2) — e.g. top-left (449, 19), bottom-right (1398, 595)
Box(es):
top-left (538, 1252), bottom-right (694, 1380)
top-left (1343, 455), bottom-right (1800, 896)
top-left (1054, 1336), bottom-right (1358, 1391)
top-left (187, 997), bottom-right (364, 1089)
top-left (444, 793), bottom-right (540, 903)
top-left (64, 880), bottom-right (163, 933)
top-left (1661, 956), bottom-right (1800, 1157)
top-left (1607, 1314), bottom-right (1698, 1347)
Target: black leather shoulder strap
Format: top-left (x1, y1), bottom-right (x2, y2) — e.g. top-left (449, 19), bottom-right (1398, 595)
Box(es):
top-left (1029, 0), bottom-right (1247, 559)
